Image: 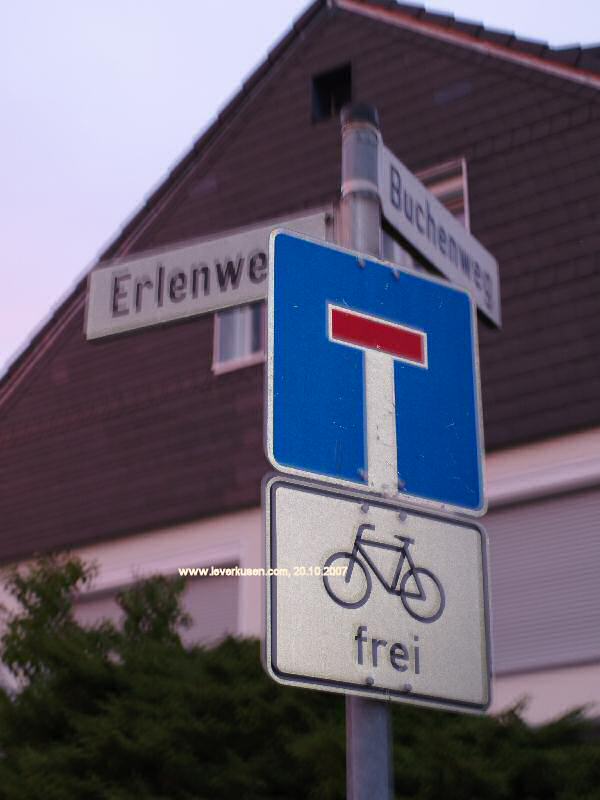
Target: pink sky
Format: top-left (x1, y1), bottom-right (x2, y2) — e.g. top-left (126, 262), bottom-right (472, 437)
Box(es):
top-left (1, 0), bottom-right (596, 374)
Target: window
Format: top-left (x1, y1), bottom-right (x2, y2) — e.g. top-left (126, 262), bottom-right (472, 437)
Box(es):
top-left (382, 157), bottom-right (469, 270)
top-left (212, 301), bottom-right (265, 374)
top-left (74, 569), bottom-right (239, 647)
top-left (312, 63), bottom-right (352, 122)
top-left (486, 488), bottom-right (600, 675)
top-left (418, 158), bottom-right (470, 230)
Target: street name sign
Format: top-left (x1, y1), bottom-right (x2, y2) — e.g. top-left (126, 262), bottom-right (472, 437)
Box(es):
top-left (264, 475), bottom-right (491, 713)
top-left (267, 231), bottom-right (486, 516)
top-left (379, 144), bottom-right (501, 327)
top-left (85, 209), bottom-right (330, 340)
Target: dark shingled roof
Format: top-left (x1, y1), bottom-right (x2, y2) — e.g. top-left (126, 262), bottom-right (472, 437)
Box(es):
top-left (1, 0), bottom-right (599, 562)
top-left (362, 0), bottom-right (600, 74)
top-left (2, 0), bottom-right (597, 392)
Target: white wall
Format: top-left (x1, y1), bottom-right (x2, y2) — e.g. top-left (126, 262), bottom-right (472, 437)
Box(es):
top-left (73, 505), bottom-right (264, 638)
top-left (491, 662), bottom-right (600, 724)
top-left (0, 504), bottom-right (264, 692)
top-left (2, 425), bottom-right (600, 723)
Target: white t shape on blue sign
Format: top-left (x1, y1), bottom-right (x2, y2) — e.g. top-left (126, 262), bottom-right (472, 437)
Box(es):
top-left (328, 304), bottom-right (428, 494)
top-left (266, 231), bottom-right (486, 516)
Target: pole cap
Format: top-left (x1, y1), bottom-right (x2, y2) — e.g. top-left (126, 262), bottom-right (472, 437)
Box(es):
top-left (340, 102), bottom-right (380, 130)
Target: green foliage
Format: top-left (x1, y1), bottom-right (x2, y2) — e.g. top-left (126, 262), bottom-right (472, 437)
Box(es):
top-left (390, 701), bottom-right (600, 800)
top-left (0, 555), bottom-right (598, 800)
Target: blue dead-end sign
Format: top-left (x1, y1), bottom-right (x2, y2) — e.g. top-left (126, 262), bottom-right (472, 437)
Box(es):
top-left (266, 231), bottom-right (486, 517)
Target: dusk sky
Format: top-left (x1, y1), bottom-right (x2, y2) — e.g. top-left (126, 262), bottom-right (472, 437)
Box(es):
top-left (1, 1), bottom-right (597, 373)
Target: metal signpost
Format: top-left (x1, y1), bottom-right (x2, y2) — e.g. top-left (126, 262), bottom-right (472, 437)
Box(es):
top-left (82, 93), bottom-right (496, 798)
top-left (264, 105), bottom-right (495, 800)
top-left (339, 105), bottom-right (394, 800)
top-left (85, 209), bottom-right (330, 339)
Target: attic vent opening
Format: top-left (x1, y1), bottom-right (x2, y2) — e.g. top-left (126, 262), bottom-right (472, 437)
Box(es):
top-left (312, 63), bottom-right (352, 122)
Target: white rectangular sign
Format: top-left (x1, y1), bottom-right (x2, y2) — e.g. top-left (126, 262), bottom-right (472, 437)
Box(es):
top-left (379, 145), bottom-right (501, 327)
top-left (85, 209), bottom-right (330, 339)
top-left (264, 476), bottom-right (491, 713)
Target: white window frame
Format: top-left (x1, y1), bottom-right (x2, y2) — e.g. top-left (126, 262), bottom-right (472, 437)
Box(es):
top-left (212, 301), bottom-right (266, 375)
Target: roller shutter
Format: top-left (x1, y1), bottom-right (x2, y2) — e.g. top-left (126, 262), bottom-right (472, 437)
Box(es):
top-left (486, 488), bottom-right (600, 674)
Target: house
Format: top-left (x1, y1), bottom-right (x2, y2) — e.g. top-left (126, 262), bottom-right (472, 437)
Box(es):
top-left (1, 0), bottom-right (599, 723)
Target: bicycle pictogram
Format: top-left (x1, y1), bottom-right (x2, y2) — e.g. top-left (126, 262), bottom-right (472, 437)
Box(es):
top-left (322, 522), bottom-right (445, 623)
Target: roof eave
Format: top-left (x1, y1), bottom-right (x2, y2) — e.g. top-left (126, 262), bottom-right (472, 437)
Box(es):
top-left (336, 0), bottom-right (600, 90)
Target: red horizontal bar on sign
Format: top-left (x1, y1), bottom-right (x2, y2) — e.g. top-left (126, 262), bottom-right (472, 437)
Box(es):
top-left (330, 306), bottom-right (427, 366)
